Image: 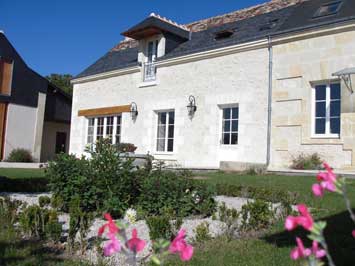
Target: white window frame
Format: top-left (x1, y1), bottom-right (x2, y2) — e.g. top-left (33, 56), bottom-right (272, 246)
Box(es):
top-left (311, 81), bottom-right (341, 138)
top-left (219, 104), bottom-right (239, 146)
top-left (155, 110), bottom-right (175, 153)
top-left (86, 114), bottom-right (122, 148)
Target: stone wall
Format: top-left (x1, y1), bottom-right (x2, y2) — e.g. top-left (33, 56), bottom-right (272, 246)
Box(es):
top-left (271, 28), bottom-right (355, 169)
top-left (70, 48), bottom-right (269, 169)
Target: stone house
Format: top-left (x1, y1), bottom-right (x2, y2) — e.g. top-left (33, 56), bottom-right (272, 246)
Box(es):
top-left (70, 0), bottom-right (355, 170)
top-left (0, 32), bottom-right (72, 162)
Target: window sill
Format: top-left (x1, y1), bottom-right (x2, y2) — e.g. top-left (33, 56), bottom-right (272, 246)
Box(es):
top-left (153, 152), bottom-right (175, 156)
top-left (220, 144), bottom-right (239, 147)
top-left (138, 80), bottom-right (158, 88)
top-left (311, 134), bottom-right (340, 139)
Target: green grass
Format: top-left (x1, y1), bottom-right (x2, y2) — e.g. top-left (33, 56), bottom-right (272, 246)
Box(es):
top-left (167, 172), bottom-right (355, 266)
top-left (0, 168), bottom-right (45, 179)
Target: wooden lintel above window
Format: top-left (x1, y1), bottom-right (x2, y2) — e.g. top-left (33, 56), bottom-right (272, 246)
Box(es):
top-left (78, 105), bottom-right (131, 117)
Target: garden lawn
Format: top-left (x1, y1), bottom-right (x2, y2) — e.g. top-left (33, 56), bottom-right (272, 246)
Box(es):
top-left (168, 172), bottom-right (355, 266)
top-left (0, 168), bottom-right (45, 179)
top-left (0, 168), bottom-right (48, 192)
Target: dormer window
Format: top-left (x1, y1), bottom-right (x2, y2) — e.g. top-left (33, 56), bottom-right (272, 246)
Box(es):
top-left (144, 39), bottom-right (159, 81)
top-left (313, 1), bottom-right (342, 18)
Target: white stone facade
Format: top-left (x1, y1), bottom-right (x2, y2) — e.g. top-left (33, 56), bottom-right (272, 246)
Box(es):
top-left (70, 48), bottom-right (269, 169)
top-left (71, 23), bottom-right (355, 170)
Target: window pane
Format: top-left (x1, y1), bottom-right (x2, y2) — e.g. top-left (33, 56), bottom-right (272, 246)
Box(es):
top-left (117, 116), bottom-right (121, 125)
top-left (315, 85), bottom-right (326, 101)
top-left (223, 133), bottom-right (230, 145)
top-left (167, 139), bottom-right (174, 152)
top-left (315, 118), bottom-right (326, 134)
top-left (97, 117), bottom-right (104, 126)
top-left (87, 136), bottom-right (93, 144)
top-left (223, 108), bottom-right (231, 119)
top-left (158, 113), bottom-right (166, 125)
top-left (88, 118), bottom-right (94, 126)
top-left (330, 118), bottom-right (340, 134)
top-left (157, 139), bottom-right (165, 151)
top-left (330, 100), bottom-right (340, 117)
top-left (223, 121), bottom-right (230, 132)
top-left (330, 83), bottom-right (341, 100)
top-left (168, 125), bottom-right (174, 138)
top-left (157, 125), bottom-right (166, 138)
top-left (231, 133), bottom-right (238, 145)
top-left (231, 120), bottom-right (238, 132)
top-left (88, 127), bottom-right (94, 135)
top-left (232, 107), bottom-right (239, 119)
top-left (168, 112), bottom-right (175, 124)
top-left (316, 101), bottom-right (326, 117)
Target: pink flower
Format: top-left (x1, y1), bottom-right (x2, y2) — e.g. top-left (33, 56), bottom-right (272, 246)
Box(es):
top-left (169, 229), bottom-right (194, 261)
top-left (285, 204), bottom-right (313, 231)
top-left (290, 238), bottom-right (325, 260)
top-left (352, 230), bottom-right (355, 238)
top-left (290, 237), bottom-right (311, 260)
top-left (127, 228), bottom-right (146, 253)
top-left (104, 232), bottom-right (121, 256)
top-left (312, 163), bottom-right (337, 197)
top-left (98, 213), bottom-right (119, 236)
top-left (311, 240), bottom-right (326, 259)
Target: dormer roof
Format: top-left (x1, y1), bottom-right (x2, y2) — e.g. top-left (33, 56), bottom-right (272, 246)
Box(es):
top-left (122, 13), bottom-right (190, 40)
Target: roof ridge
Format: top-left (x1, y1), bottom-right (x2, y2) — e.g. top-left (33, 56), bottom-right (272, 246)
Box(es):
top-left (149, 12), bottom-right (189, 31)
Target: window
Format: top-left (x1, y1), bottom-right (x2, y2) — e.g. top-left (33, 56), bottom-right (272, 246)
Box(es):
top-left (0, 58), bottom-right (13, 95)
top-left (313, 82), bottom-right (341, 137)
top-left (313, 1), bottom-right (342, 18)
top-left (156, 111), bottom-right (174, 152)
top-left (144, 40), bottom-right (159, 81)
top-left (222, 106), bottom-right (239, 145)
top-left (87, 115), bottom-right (122, 146)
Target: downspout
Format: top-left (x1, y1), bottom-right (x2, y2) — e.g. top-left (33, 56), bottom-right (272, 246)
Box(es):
top-left (266, 35), bottom-right (273, 167)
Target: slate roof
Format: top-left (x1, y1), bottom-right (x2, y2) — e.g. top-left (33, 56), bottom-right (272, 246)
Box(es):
top-left (75, 0), bottom-right (355, 79)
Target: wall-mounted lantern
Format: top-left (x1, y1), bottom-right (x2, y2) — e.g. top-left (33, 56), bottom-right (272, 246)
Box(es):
top-left (187, 95), bottom-right (197, 118)
top-left (130, 102), bottom-right (138, 119)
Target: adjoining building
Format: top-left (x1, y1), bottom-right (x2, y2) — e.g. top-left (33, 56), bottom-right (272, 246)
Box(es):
top-left (71, 0), bottom-right (355, 170)
top-left (0, 32), bottom-right (71, 162)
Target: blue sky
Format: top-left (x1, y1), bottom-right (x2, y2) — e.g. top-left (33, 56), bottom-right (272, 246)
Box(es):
top-left (0, 0), bottom-right (266, 76)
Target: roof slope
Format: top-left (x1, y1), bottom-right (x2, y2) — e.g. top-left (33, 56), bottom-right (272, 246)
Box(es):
top-left (75, 0), bottom-right (355, 79)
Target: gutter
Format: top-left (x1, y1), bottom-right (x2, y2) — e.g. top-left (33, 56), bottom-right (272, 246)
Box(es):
top-left (266, 35), bottom-right (273, 167)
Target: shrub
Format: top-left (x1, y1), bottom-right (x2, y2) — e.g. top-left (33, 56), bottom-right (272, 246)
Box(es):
top-left (19, 205), bottom-right (62, 241)
top-left (68, 197), bottom-right (93, 253)
top-left (146, 215), bottom-right (172, 241)
top-left (116, 143), bottom-right (137, 153)
top-left (39, 195), bottom-right (51, 207)
top-left (6, 148), bottom-right (33, 162)
top-left (217, 202), bottom-right (239, 241)
top-left (138, 170), bottom-right (216, 217)
top-left (290, 153), bottom-right (322, 170)
top-left (0, 176), bottom-right (48, 192)
top-left (0, 196), bottom-right (21, 225)
top-left (194, 222), bottom-right (211, 243)
top-left (240, 200), bottom-right (275, 231)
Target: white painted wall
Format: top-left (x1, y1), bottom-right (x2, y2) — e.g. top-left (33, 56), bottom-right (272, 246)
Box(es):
top-left (70, 48), bottom-right (269, 169)
top-left (4, 103), bottom-right (37, 160)
top-left (41, 121), bottom-right (71, 162)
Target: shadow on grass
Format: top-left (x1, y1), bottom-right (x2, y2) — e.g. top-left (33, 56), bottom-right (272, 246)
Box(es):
top-left (263, 210), bottom-right (355, 266)
top-left (0, 176), bottom-right (49, 192)
top-left (0, 238), bottom-right (67, 266)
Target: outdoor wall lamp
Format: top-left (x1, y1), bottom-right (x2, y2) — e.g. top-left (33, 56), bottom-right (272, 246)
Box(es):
top-left (130, 102), bottom-right (138, 119)
top-left (187, 95), bottom-right (197, 117)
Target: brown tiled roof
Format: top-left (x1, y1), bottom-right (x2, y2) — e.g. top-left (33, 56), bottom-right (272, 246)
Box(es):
top-left (110, 0), bottom-right (307, 52)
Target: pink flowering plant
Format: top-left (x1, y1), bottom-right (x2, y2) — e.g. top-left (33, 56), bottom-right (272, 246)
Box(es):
top-left (98, 213), bottom-right (193, 266)
top-left (285, 163), bottom-right (355, 266)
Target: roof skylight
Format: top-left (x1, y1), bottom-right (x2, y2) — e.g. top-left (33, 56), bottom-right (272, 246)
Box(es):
top-left (214, 30), bottom-right (234, 40)
top-left (313, 1), bottom-right (342, 18)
